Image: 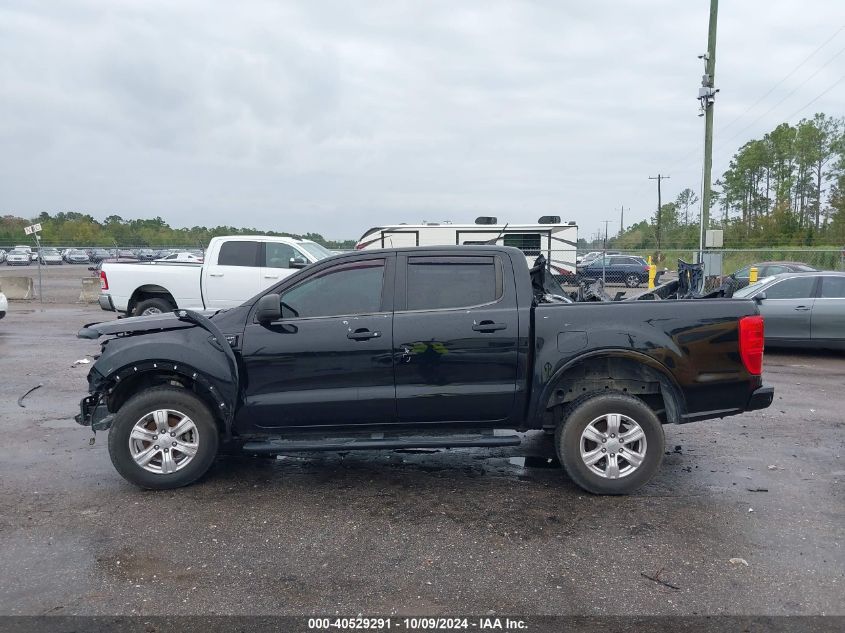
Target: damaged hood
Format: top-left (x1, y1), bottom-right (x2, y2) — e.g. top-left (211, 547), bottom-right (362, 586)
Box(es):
top-left (78, 310), bottom-right (217, 339)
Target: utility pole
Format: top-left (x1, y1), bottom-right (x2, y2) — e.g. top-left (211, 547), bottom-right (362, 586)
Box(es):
top-left (600, 219), bottom-right (612, 285)
top-left (649, 174), bottom-right (669, 251)
top-left (698, 0), bottom-right (719, 259)
top-left (620, 205), bottom-right (624, 234)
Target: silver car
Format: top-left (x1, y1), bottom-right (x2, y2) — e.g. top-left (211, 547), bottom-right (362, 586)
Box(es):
top-left (734, 271), bottom-right (845, 350)
top-left (6, 249), bottom-right (31, 266)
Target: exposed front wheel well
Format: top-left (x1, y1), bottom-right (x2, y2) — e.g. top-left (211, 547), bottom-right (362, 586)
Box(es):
top-left (105, 370), bottom-right (225, 435)
top-left (544, 356), bottom-right (683, 431)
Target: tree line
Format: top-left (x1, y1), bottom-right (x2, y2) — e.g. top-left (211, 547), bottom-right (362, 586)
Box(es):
top-left (0, 212), bottom-right (357, 250)
top-left (612, 112), bottom-right (845, 250)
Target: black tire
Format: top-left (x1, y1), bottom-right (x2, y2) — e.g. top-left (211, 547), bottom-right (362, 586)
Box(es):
top-left (108, 387), bottom-right (219, 489)
top-left (625, 273), bottom-right (642, 288)
top-left (555, 391), bottom-right (664, 495)
top-left (133, 297), bottom-right (174, 317)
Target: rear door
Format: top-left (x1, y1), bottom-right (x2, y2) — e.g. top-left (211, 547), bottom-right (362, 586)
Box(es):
top-left (392, 253), bottom-right (519, 424)
top-left (203, 240), bottom-right (262, 309)
top-left (759, 275), bottom-right (818, 342)
top-left (812, 276), bottom-right (845, 344)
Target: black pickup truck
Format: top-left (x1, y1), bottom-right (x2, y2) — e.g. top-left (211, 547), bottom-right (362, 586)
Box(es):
top-left (76, 246), bottom-right (773, 495)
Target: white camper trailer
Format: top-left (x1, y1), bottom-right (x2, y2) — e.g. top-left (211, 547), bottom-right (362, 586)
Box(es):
top-left (355, 216), bottom-right (578, 280)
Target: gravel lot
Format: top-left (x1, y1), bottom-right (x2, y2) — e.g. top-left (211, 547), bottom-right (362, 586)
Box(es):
top-left (0, 297), bottom-right (842, 617)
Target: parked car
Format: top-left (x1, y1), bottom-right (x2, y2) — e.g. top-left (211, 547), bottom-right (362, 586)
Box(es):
top-left (136, 248), bottom-right (157, 261)
top-left (66, 249), bottom-right (90, 264)
top-left (0, 291), bottom-right (7, 318)
top-left (14, 245), bottom-right (35, 261)
top-left (89, 248), bottom-right (112, 262)
top-left (38, 248), bottom-right (64, 265)
top-left (97, 236), bottom-right (332, 317)
top-left (6, 249), bottom-right (32, 266)
top-left (0, 249), bottom-right (7, 264)
top-left (76, 245), bottom-right (773, 493)
top-left (733, 271), bottom-right (845, 349)
top-left (156, 251), bottom-right (204, 263)
top-left (577, 250), bottom-right (620, 265)
top-left (724, 261), bottom-right (817, 290)
top-left (577, 254), bottom-right (651, 287)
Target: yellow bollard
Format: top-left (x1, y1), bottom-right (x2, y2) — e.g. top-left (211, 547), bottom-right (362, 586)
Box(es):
top-left (749, 266), bottom-right (758, 283)
top-left (648, 255), bottom-right (656, 289)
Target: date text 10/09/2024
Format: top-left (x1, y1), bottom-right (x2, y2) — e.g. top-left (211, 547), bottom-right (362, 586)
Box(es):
top-left (307, 617), bottom-right (528, 630)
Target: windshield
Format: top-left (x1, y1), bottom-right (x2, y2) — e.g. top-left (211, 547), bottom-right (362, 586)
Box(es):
top-left (733, 276), bottom-right (776, 298)
top-left (298, 241), bottom-right (333, 260)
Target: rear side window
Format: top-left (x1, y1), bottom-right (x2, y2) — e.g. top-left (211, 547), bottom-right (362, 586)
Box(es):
top-left (820, 276), bottom-right (845, 298)
top-left (280, 260), bottom-right (385, 318)
top-left (503, 233), bottom-right (542, 254)
top-left (765, 276), bottom-right (816, 299)
top-left (406, 256), bottom-right (500, 310)
top-left (218, 241), bottom-right (260, 267)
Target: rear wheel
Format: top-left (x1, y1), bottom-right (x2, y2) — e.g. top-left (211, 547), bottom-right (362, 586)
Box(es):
top-left (108, 387), bottom-right (219, 489)
top-left (625, 273), bottom-right (642, 288)
top-left (555, 392), bottom-right (664, 494)
top-left (133, 297), bottom-right (174, 316)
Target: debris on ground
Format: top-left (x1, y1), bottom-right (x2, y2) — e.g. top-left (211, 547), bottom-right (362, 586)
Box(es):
top-left (729, 558), bottom-right (749, 567)
top-left (71, 358), bottom-right (91, 367)
top-left (17, 384), bottom-right (43, 408)
top-left (640, 568), bottom-right (680, 590)
top-left (747, 488), bottom-right (768, 492)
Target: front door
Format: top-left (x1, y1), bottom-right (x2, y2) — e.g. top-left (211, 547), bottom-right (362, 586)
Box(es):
top-left (759, 275), bottom-right (818, 341)
top-left (812, 276), bottom-right (845, 343)
top-left (259, 241), bottom-right (306, 292)
top-left (240, 256), bottom-right (395, 428)
top-left (392, 253), bottom-right (519, 424)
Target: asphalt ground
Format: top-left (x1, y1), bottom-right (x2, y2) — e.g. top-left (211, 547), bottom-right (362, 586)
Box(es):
top-left (0, 300), bottom-right (842, 617)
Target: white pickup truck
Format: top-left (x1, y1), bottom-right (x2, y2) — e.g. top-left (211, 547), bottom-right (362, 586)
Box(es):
top-left (97, 235), bottom-right (334, 316)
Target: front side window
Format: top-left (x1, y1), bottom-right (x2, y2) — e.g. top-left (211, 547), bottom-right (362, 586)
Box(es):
top-left (406, 256), bottom-right (499, 310)
top-left (280, 260), bottom-right (385, 319)
top-left (820, 276), bottom-right (845, 298)
top-left (264, 242), bottom-right (298, 269)
top-left (218, 241), bottom-right (260, 267)
top-left (765, 276), bottom-right (816, 300)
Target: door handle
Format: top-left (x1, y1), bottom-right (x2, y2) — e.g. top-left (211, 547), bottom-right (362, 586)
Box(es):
top-left (472, 320), bottom-right (507, 332)
top-left (347, 328), bottom-right (381, 341)
top-left (794, 306), bottom-right (811, 311)
top-left (264, 275), bottom-right (279, 279)
top-left (209, 273), bottom-right (224, 277)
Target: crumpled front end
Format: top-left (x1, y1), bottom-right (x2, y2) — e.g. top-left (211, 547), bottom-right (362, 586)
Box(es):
top-left (74, 366), bottom-right (115, 430)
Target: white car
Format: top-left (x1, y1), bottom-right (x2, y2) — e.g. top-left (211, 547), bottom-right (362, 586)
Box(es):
top-left (6, 249), bottom-right (32, 266)
top-left (98, 235), bottom-right (334, 316)
top-left (0, 292), bottom-right (7, 319)
top-left (0, 249), bottom-right (6, 263)
top-left (39, 248), bottom-right (64, 265)
top-left (13, 245), bottom-right (35, 261)
top-left (156, 251), bottom-right (203, 263)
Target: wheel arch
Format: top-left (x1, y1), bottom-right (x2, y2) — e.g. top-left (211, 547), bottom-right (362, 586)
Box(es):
top-left (103, 362), bottom-right (231, 435)
top-left (128, 285), bottom-right (177, 314)
top-left (537, 350), bottom-right (686, 428)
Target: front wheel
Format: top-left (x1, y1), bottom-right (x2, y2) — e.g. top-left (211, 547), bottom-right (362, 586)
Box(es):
top-left (555, 392), bottom-right (664, 494)
top-left (108, 387), bottom-right (219, 489)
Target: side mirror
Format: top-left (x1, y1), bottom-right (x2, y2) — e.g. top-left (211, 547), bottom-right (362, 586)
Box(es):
top-left (255, 293), bottom-right (282, 322)
top-left (754, 291), bottom-right (766, 303)
top-left (289, 256), bottom-right (308, 269)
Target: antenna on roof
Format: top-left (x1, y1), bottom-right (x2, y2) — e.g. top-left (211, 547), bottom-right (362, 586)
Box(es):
top-left (484, 223), bottom-right (509, 245)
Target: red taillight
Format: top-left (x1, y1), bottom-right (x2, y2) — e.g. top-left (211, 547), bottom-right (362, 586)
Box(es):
top-left (100, 270), bottom-right (109, 291)
top-left (355, 243), bottom-right (366, 250)
top-left (739, 315), bottom-right (764, 375)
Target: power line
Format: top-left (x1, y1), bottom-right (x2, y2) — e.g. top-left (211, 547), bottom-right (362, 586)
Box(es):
top-left (719, 24), bottom-right (845, 133)
top-left (717, 44), bottom-right (845, 149)
top-left (783, 75), bottom-right (845, 121)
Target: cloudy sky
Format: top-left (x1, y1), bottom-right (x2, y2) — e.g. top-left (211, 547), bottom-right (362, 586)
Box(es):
top-left (1, 1), bottom-right (843, 241)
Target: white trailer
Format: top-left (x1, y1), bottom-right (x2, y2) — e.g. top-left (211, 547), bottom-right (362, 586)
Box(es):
top-left (355, 217), bottom-right (578, 278)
